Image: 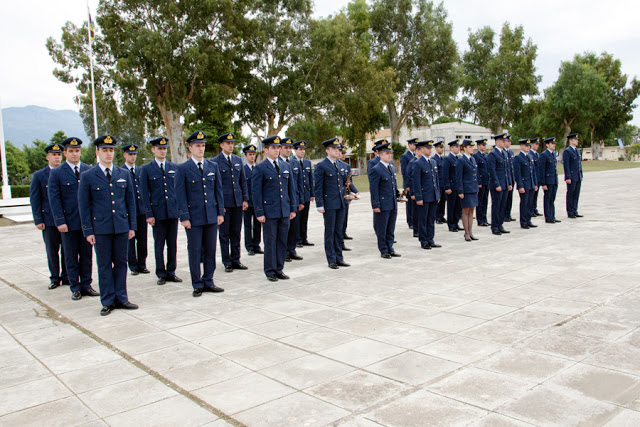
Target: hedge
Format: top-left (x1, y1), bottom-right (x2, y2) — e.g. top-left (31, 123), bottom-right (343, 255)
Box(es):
top-left (0, 185), bottom-right (31, 198)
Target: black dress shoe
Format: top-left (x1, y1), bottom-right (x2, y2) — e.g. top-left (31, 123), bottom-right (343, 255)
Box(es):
top-left (166, 275), bottom-right (183, 282)
top-left (100, 305), bottom-right (115, 316)
top-left (139, 268), bottom-right (150, 274)
top-left (267, 275), bottom-right (279, 282)
top-left (554, 219), bottom-right (561, 223)
top-left (381, 253), bottom-right (392, 259)
top-left (436, 220), bottom-right (444, 224)
top-left (413, 233), bottom-right (419, 238)
top-left (255, 248), bottom-right (264, 254)
top-left (224, 265), bottom-right (233, 273)
top-left (81, 288), bottom-right (100, 297)
top-left (328, 263), bottom-right (339, 269)
top-left (248, 250), bottom-right (255, 256)
top-left (336, 261), bottom-right (350, 267)
top-left (449, 228), bottom-right (458, 232)
top-left (193, 288), bottom-right (202, 297)
top-left (48, 282), bottom-right (60, 290)
top-left (285, 256), bottom-right (292, 262)
top-left (276, 273), bottom-right (290, 280)
top-left (390, 252), bottom-right (401, 257)
top-left (545, 220), bottom-right (555, 224)
top-left (430, 243), bottom-right (442, 248)
top-left (290, 254), bottom-right (303, 261)
top-left (344, 234), bottom-right (353, 240)
top-left (421, 245), bottom-right (432, 249)
top-left (470, 235), bottom-right (479, 241)
top-left (296, 243), bottom-right (304, 248)
top-left (116, 301), bottom-right (139, 310)
top-left (130, 269), bottom-right (139, 276)
top-left (521, 225), bottom-right (530, 229)
top-left (342, 247), bottom-right (352, 251)
top-left (302, 241), bottom-right (314, 246)
top-left (203, 285), bottom-right (224, 292)
top-left (500, 229), bottom-right (511, 234)
top-left (575, 214), bottom-right (583, 218)
top-left (528, 223), bottom-right (538, 228)
top-left (465, 236), bottom-right (472, 242)
top-left (157, 277), bottom-right (167, 285)
top-left (492, 230), bottom-right (502, 235)
top-left (478, 223), bottom-right (489, 227)
top-left (231, 263), bottom-right (248, 270)
top-left (568, 214), bottom-right (576, 218)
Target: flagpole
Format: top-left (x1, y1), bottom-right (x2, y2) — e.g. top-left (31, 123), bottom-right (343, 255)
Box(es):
top-left (87, 2), bottom-right (98, 140)
top-left (0, 97), bottom-right (10, 199)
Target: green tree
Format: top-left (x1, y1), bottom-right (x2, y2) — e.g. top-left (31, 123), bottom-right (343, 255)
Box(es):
top-left (546, 58), bottom-right (610, 149)
top-left (286, 117), bottom-right (339, 159)
top-left (4, 142), bottom-right (29, 185)
top-left (23, 139), bottom-right (49, 174)
top-left (370, 0), bottom-right (459, 143)
top-left (47, 0), bottom-right (253, 163)
top-left (309, 0), bottom-right (393, 168)
top-left (237, 0), bottom-right (314, 137)
top-left (463, 23), bottom-right (540, 133)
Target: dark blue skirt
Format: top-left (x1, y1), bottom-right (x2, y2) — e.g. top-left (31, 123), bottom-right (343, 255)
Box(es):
top-left (461, 192), bottom-right (478, 208)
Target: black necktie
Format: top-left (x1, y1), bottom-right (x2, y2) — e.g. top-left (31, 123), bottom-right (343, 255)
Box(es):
top-left (160, 163), bottom-right (165, 175)
top-left (74, 166), bottom-right (79, 179)
top-left (130, 167), bottom-right (135, 178)
top-left (106, 168), bottom-right (111, 181)
top-left (198, 162), bottom-right (203, 175)
top-left (300, 159), bottom-right (304, 170)
top-left (388, 165), bottom-right (392, 174)
top-left (274, 161), bottom-right (280, 174)
top-left (333, 162), bottom-right (338, 172)
top-left (227, 156), bottom-right (232, 167)
top-left (286, 158), bottom-right (290, 163)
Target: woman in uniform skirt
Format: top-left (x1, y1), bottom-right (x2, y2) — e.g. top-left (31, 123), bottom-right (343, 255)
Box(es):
top-left (456, 140), bottom-right (479, 242)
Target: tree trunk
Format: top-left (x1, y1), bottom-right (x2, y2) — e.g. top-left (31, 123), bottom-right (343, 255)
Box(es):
top-left (589, 125), bottom-right (600, 160)
top-left (388, 103), bottom-right (401, 144)
top-left (158, 105), bottom-right (187, 163)
top-left (562, 119), bottom-right (573, 150)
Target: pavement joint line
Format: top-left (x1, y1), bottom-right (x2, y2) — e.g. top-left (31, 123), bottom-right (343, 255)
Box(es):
top-left (0, 276), bottom-right (247, 427)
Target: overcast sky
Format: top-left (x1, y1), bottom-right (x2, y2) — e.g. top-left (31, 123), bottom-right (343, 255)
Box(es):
top-left (1, 0), bottom-right (638, 126)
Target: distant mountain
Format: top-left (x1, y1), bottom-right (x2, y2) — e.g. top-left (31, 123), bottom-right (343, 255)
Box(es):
top-left (1, 105), bottom-right (90, 148)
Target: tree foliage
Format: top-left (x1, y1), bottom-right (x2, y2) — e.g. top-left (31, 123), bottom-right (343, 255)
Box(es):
top-left (463, 23), bottom-right (540, 133)
top-left (370, 0), bottom-right (459, 143)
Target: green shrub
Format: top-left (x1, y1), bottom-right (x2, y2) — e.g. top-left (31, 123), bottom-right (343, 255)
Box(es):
top-left (0, 185), bottom-right (31, 198)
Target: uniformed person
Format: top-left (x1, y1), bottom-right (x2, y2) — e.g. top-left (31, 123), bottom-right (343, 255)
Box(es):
top-left (472, 139), bottom-right (490, 227)
top-left (369, 141), bottom-right (400, 258)
top-left (252, 136), bottom-right (297, 281)
top-left (539, 137), bottom-right (561, 223)
top-left (242, 144), bottom-right (263, 255)
top-left (293, 140), bottom-right (315, 247)
top-left (411, 140), bottom-right (441, 249)
top-left (514, 139), bottom-right (538, 229)
top-left (400, 138), bottom-right (417, 230)
top-left (314, 137), bottom-right (349, 269)
top-left (529, 137), bottom-right (541, 217)
top-left (211, 133), bottom-right (249, 272)
top-left (367, 141), bottom-right (382, 173)
top-left (339, 145), bottom-right (359, 245)
top-left (30, 142), bottom-right (68, 289)
top-left (48, 137), bottom-right (98, 300)
top-left (456, 140), bottom-right (480, 241)
top-left (279, 137), bottom-right (303, 262)
top-left (403, 146), bottom-right (419, 238)
top-left (442, 140), bottom-right (463, 232)
top-left (175, 131), bottom-right (225, 296)
top-left (78, 135), bottom-right (137, 316)
top-left (121, 144), bottom-right (149, 276)
top-left (486, 134), bottom-right (512, 235)
top-left (504, 135), bottom-right (516, 222)
top-left (140, 137), bottom-right (183, 285)
top-left (431, 140), bottom-right (446, 224)
top-left (563, 133), bottom-right (584, 218)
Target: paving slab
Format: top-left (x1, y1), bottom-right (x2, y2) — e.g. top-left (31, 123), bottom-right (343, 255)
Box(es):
top-left (0, 168), bottom-right (639, 425)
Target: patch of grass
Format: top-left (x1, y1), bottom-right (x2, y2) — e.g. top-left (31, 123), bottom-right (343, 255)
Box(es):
top-left (0, 217), bottom-right (15, 227)
top-left (559, 160), bottom-right (640, 174)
